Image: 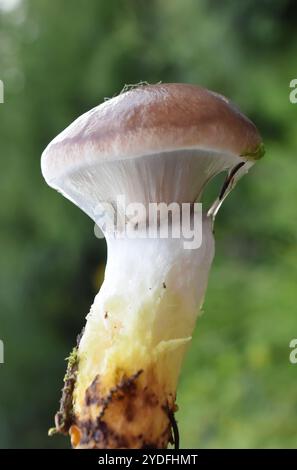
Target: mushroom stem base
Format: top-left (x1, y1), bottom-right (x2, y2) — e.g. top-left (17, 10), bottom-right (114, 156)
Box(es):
top-left (69, 365), bottom-right (176, 449)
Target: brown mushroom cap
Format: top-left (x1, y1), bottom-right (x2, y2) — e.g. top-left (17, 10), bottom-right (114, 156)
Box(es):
top-left (41, 83), bottom-right (263, 183)
top-left (41, 83), bottom-right (264, 226)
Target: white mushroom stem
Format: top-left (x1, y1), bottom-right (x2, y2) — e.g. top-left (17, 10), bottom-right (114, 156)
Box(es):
top-left (72, 214), bottom-right (214, 448)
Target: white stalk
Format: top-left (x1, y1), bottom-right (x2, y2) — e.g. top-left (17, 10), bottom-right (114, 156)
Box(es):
top-left (68, 214), bottom-right (214, 448)
top-left (76, 215), bottom-right (214, 405)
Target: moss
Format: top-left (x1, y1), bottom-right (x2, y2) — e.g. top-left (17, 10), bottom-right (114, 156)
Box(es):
top-left (104, 81), bottom-right (162, 102)
top-left (64, 347), bottom-right (79, 383)
top-left (241, 142), bottom-right (265, 161)
top-left (119, 81), bottom-right (152, 94)
top-left (48, 347), bottom-right (79, 436)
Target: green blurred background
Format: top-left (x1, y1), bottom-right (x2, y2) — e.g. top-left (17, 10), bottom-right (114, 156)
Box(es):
top-left (0, 0), bottom-right (296, 449)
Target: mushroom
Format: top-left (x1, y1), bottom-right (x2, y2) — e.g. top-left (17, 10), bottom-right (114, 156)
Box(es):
top-left (41, 83), bottom-right (264, 449)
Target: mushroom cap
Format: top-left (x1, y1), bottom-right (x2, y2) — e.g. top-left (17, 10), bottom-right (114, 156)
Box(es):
top-left (41, 83), bottom-right (264, 227)
top-left (41, 83), bottom-right (264, 184)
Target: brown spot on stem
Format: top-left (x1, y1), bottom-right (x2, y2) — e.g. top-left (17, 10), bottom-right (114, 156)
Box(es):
top-left (71, 368), bottom-right (176, 449)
